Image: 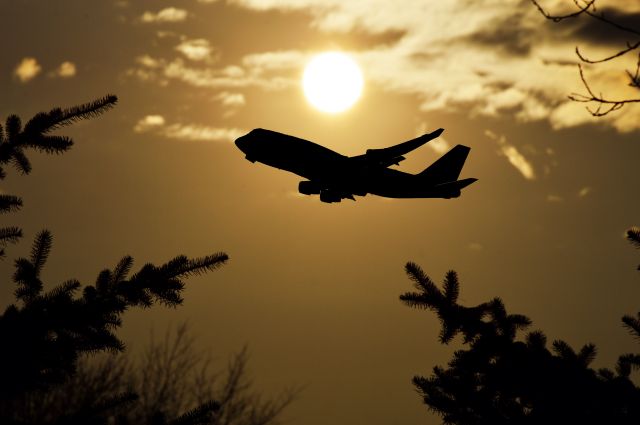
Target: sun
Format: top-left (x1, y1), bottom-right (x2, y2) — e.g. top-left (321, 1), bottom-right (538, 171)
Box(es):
top-left (303, 52), bottom-right (364, 114)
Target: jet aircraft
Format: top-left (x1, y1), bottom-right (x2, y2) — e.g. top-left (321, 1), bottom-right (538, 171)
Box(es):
top-left (235, 128), bottom-right (477, 203)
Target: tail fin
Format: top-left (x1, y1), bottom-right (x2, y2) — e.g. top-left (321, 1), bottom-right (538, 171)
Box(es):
top-left (418, 144), bottom-right (470, 183)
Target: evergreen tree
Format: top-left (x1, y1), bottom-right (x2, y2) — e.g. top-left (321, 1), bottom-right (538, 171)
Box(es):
top-left (0, 95), bottom-right (117, 257)
top-left (400, 230), bottom-right (640, 424)
top-left (0, 97), bottom-right (229, 424)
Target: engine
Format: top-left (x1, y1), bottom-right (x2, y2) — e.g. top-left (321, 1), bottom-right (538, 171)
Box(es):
top-left (298, 180), bottom-right (321, 195)
top-left (443, 190), bottom-right (461, 199)
top-left (320, 189), bottom-right (343, 203)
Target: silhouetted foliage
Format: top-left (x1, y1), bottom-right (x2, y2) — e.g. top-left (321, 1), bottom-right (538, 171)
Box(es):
top-left (0, 97), bottom-right (233, 424)
top-left (1, 232), bottom-right (227, 400)
top-left (401, 232), bottom-right (640, 424)
top-left (0, 95), bottom-right (117, 258)
top-left (7, 324), bottom-right (296, 425)
top-left (532, 0), bottom-right (640, 116)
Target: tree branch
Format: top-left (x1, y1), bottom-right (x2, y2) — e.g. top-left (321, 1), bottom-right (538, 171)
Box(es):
top-left (533, 0), bottom-right (640, 116)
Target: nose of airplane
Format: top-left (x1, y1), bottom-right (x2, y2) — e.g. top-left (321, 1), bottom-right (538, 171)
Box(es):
top-left (235, 134), bottom-right (248, 153)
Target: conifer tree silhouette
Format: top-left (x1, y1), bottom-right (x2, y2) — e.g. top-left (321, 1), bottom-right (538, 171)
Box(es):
top-left (0, 96), bottom-right (230, 425)
top-left (400, 233), bottom-right (640, 424)
top-left (0, 95), bottom-right (116, 257)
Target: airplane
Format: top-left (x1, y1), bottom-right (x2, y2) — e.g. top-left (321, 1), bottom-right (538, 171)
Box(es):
top-left (235, 128), bottom-right (477, 203)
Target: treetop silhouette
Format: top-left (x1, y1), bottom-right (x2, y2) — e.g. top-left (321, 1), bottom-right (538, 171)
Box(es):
top-left (401, 234), bottom-right (640, 424)
top-left (0, 95), bottom-right (117, 258)
top-left (0, 96), bottom-right (231, 424)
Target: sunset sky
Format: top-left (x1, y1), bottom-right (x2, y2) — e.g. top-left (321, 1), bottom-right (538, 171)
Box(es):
top-left (2, 0), bottom-right (640, 424)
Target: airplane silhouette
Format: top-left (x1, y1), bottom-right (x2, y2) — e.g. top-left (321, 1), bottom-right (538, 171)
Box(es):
top-left (235, 128), bottom-right (477, 203)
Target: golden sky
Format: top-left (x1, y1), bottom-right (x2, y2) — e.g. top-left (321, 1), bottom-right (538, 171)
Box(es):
top-left (2, 1), bottom-right (640, 424)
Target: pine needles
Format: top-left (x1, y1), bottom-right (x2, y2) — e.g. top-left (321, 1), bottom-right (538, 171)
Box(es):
top-left (401, 258), bottom-right (640, 423)
top-left (0, 96), bottom-right (235, 425)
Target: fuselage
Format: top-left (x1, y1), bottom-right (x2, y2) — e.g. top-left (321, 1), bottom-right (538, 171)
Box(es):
top-left (235, 128), bottom-right (473, 200)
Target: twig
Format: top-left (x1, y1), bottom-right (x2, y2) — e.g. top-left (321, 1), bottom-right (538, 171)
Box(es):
top-left (533, 0), bottom-right (640, 116)
top-left (569, 65), bottom-right (640, 116)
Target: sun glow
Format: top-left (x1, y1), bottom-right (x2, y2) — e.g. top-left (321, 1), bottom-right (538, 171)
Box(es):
top-left (303, 52), bottom-right (364, 114)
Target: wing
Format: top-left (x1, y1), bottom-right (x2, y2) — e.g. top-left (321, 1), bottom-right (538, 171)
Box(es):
top-left (349, 128), bottom-right (444, 168)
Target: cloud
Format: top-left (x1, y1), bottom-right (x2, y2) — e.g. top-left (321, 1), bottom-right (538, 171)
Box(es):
top-left (468, 242), bottom-right (483, 251)
top-left (501, 145), bottom-right (536, 180)
top-left (175, 39), bottom-right (216, 62)
top-left (578, 186), bottom-right (592, 198)
top-left (216, 91), bottom-right (246, 107)
top-left (14, 57), bottom-right (42, 83)
top-left (133, 115), bottom-right (244, 142)
top-left (486, 130), bottom-right (536, 180)
top-left (130, 55), bottom-right (298, 90)
top-left (141, 7), bottom-right (188, 23)
top-left (134, 115), bottom-right (166, 133)
top-left (416, 123), bottom-right (449, 154)
top-left (53, 61), bottom-right (77, 78)
top-left (224, 0), bottom-right (640, 132)
top-left (136, 55), bottom-right (162, 68)
top-left (162, 124), bottom-right (245, 142)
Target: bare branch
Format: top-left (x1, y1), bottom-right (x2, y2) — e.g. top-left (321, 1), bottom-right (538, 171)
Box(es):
top-left (530, 0), bottom-right (595, 23)
top-left (576, 41), bottom-right (640, 64)
top-left (569, 65), bottom-right (640, 116)
top-left (533, 0), bottom-right (640, 116)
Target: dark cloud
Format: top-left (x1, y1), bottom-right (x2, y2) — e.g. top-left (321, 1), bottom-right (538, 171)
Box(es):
top-left (462, 13), bottom-right (534, 56)
top-left (569, 7), bottom-right (640, 46)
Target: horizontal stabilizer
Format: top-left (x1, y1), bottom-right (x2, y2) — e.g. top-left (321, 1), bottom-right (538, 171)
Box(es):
top-left (419, 144), bottom-right (470, 183)
top-left (435, 178), bottom-right (477, 190)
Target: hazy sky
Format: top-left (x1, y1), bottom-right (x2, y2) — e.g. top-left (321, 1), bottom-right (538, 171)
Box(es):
top-left (2, 1), bottom-right (640, 424)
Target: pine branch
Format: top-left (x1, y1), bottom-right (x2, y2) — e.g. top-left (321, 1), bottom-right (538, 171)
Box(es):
top-left (405, 262), bottom-right (442, 300)
top-left (162, 253), bottom-right (229, 278)
top-left (399, 292), bottom-right (431, 310)
top-left (622, 313), bottom-right (640, 340)
top-left (13, 258), bottom-right (42, 300)
top-left (627, 227), bottom-right (640, 249)
top-left (46, 279), bottom-right (82, 300)
top-left (0, 226), bottom-right (22, 245)
top-left (22, 135), bottom-right (73, 154)
top-left (0, 226), bottom-right (22, 258)
top-left (443, 270), bottom-right (459, 304)
top-left (598, 368), bottom-right (616, 380)
top-left (616, 354), bottom-right (636, 377)
top-left (526, 330), bottom-right (547, 349)
top-left (30, 229), bottom-right (52, 275)
top-left (10, 148), bottom-right (31, 174)
top-left (111, 255), bottom-right (134, 283)
top-left (46, 94), bottom-right (118, 132)
top-left (5, 115), bottom-right (22, 142)
top-left (577, 343), bottom-right (597, 367)
top-left (0, 194), bottom-right (23, 213)
top-left (0, 94), bottom-right (117, 179)
top-left (552, 340), bottom-right (577, 361)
